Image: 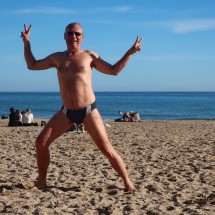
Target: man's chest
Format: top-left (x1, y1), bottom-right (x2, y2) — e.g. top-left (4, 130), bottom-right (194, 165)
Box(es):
top-left (58, 56), bottom-right (91, 75)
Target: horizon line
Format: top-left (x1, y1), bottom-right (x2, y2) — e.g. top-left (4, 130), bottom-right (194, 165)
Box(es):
top-left (1, 91), bottom-right (215, 93)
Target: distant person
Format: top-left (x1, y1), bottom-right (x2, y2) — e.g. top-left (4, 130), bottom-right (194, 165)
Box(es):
top-left (1, 115), bottom-right (8, 119)
top-left (16, 109), bottom-right (23, 126)
top-left (119, 110), bottom-right (123, 115)
top-left (8, 107), bottom-right (19, 126)
top-left (131, 112), bottom-right (140, 122)
top-left (115, 111), bottom-right (133, 122)
top-left (22, 109), bottom-right (39, 126)
top-left (115, 111), bottom-right (141, 122)
top-left (123, 112), bottom-right (132, 122)
top-left (21, 22), bottom-right (142, 191)
top-left (77, 123), bottom-right (85, 133)
top-left (67, 123), bottom-right (85, 133)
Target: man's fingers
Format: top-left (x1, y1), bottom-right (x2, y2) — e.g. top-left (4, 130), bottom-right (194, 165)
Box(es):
top-left (135, 36), bottom-right (143, 45)
top-left (135, 36), bottom-right (139, 43)
top-left (138, 38), bottom-right (143, 44)
top-left (21, 24), bottom-right (31, 38)
top-left (28, 24), bottom-right (32, 33)
top-left (24, 24), bottom-right (32, 33)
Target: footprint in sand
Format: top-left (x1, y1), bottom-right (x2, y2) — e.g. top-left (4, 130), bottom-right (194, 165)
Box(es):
top-left (108, 190), bottom-right (118, 195)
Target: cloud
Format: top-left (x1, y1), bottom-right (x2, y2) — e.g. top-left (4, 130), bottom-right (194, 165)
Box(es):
top-left (142, 18), bottom-right (215, 33)
top-left (12, 7), bottom-right (77, 15)
top-left (158, 18), bottom-right (215, 33)
top-left (143, 54), bottom-right (215, 61)
top-left (113, 6), bottom-right (131, 12)
top-left (12, 6), bottom-right (131, 15)
top-left (169, 18), bottom-right (215, 33)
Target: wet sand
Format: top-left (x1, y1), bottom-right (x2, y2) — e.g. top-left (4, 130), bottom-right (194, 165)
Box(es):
top-left (0, 119), bottom-right (214, 214)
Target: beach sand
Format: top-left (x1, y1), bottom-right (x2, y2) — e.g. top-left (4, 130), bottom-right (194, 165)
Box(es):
top-left (0, 119), bottom-right (214, 214)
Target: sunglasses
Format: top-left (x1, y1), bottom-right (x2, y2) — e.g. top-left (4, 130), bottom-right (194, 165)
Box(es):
top-left (66, 31), bottom-right (82, 36)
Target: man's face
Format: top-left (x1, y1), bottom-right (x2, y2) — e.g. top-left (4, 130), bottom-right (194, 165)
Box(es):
top-left (64, 24), bottom-right (84, 48)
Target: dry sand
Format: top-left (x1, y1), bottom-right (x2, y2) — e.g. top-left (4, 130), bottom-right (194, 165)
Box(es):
top-left (0, 119), bottom-right (214, 214)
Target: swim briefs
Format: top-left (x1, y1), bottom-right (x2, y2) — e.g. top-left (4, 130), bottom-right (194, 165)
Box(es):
top-left (61, 101), bottom-right (97, 124)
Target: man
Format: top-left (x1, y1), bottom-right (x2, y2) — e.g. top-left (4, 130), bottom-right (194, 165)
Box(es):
top-left (21, 22), bottom-right (142, 191)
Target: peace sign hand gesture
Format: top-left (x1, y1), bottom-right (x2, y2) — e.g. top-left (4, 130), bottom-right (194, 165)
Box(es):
top-left (21, 24), bottom-right (32, 43)
top-left (128, 36), bottom-right (143, 55)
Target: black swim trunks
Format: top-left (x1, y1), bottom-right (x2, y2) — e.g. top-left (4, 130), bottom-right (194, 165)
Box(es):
top-left (61, 101), bottom-right (97, 124)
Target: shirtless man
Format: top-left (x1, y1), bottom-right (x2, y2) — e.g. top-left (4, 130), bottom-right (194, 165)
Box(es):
top-left (21, 22), bottom-right (142, 191)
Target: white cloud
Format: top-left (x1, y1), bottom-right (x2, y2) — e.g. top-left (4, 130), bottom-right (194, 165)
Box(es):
top-left (12, 7), bottom-right (77, 15)
top-left (12, 6), bottom-right (131, 15)
top-left (152, 18), bottom-right (215, 33)
top-left (90, 6), bottom-right (131, 13)
top-left (113, 6), bottom-right (131, 12)
top-left (143, 54), bottom-right (215, 61)
top-left (170, 18), bottom-right (215, 33)
top-left (142, 18), bottom-right (215, 34)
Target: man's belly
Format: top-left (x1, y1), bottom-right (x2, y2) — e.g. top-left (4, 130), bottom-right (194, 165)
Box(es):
top-left (60, 89), bottom-right (96, 110)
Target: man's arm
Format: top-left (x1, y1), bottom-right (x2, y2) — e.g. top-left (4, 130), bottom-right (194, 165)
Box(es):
top-left (21, 24), bottom-right (54, 70)
top-left (92, 36), bottom-right (143, 76)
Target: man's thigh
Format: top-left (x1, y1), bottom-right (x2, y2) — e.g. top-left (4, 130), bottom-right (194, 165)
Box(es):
top-left (84, 109), bottom-right (113, 151)
top-left (38, 111), bottom-right (73, 145)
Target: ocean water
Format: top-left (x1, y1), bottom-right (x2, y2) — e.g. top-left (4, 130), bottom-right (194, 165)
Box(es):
top-left (1, 92), bottom-right (215, 120)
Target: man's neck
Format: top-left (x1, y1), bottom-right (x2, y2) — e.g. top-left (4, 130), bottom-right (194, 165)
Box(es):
top-left (67, 48), bottom-right (81, 56)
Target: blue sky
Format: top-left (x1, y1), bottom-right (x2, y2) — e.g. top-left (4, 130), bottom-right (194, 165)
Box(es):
top-left (1, 0), bottom-right (215, 92)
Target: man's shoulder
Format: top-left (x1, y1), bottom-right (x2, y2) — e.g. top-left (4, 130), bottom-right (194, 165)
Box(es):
top-left (48, 51), bottom-right (66, 62)
top-left (84, 50), bottom-right (99, 58)
top-left (51, 51), bottom-right (66, 56)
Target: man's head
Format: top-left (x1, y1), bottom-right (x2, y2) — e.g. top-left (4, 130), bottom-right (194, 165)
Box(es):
top-left (10, 107), bottom-right (15, 113)
top-left (64, 22), bottom-right (84, 50)
top-left (65, 22), bottom-right (82, 32)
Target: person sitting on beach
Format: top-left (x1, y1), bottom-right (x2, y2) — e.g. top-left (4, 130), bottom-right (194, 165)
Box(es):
top-left (16, 109), bottom-right (23, 126)
top-left (22, 109), bottom-right (39, 126)
top-left (123, 112), bottom-right (132, 122)
top-left (115, 111), bottom-right (141, 122)
top-left (8, 107), bottom-right (19, 126)
top-left (131, 112), bottom-right (140, 122)
top-left (21, 22), bottom-right (142, 191)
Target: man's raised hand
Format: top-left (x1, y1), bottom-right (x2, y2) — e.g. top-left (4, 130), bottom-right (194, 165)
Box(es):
top-left (129, 36), bottom-right (143, 54)
top-left (21, 24), bottom-right (32, 42)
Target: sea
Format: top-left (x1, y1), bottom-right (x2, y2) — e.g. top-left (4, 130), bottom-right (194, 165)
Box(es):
top-left (1, 92), bottom-right (215, 120)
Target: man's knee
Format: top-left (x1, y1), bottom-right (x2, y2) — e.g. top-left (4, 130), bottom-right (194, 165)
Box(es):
top-left (100, 145), bottom-right (116, 160)
top-left (35, 135), bottom-right (49, 150)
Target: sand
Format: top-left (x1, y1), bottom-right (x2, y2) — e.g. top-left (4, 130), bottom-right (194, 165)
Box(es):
top-left (0, 119), bottom-right (214, 214)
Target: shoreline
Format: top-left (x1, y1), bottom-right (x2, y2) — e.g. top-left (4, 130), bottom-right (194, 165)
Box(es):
top-left (2, 117), bottom-right (215, 123)
top-left (0, 119), bottom-right (214, 214)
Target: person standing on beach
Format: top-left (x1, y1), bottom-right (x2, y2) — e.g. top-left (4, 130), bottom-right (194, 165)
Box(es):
top-left (21, 22), bottom-right (142, 191)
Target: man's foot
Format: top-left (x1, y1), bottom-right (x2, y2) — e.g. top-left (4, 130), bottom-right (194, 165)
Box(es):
top-left (124, 181), bottom-right (136, 193)
top-left (33, 181), bottom-right (47, 190)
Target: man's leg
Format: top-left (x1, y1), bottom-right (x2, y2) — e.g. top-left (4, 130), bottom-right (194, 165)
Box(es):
top-left (35, 111), bottom-right (73, 189)
top-left (84, 109), bottom-right (135, 191)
